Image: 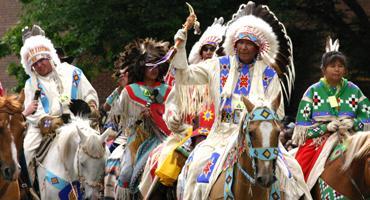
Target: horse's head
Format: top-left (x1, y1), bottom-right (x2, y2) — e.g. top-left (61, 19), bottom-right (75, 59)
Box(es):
top-left (240, 94), bottom-right (281, 187)
top-left (75, 124), bottom-right (111, 199)
top-left (0, 92), bottom-right (26, 181)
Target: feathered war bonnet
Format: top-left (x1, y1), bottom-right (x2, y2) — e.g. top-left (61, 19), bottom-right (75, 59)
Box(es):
top-left (223, 1), bottom-right (295, 102)
top-left (20, 25), bottom-right (65, 96)
top-left (20, 25), bottom-right (61, 76)
top-left (114, 38), bottom-right (170, 84)
top-left (188, 17), bottom-right (226, 64)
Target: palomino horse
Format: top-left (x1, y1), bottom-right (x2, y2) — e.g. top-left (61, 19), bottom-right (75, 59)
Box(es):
top-left (0, 93), bottom-right (26, 200)
top-left (36, 117), bottom-right (110, 200)
top-left (312, 131), bottom-right (370, 199)
top-left (209, 94), bottom-right (286, 199)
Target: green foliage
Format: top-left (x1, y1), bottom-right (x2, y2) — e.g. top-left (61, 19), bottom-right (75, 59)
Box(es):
top-left (1, 0), bottom-right (246, 91)
top-left (1, 0), bottom-right (369, 112)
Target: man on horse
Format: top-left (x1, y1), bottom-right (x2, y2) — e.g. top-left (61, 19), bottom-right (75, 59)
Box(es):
top-left (20, 25), bottom-right (99, 186)
top-left (169, 1), bottom-right (310, 199)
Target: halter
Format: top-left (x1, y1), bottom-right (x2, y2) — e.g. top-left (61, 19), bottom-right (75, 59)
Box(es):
top-left (242, 107), bottom-right (279, 162)
top-left (76, 141), bottom-right (104, 191)
top-left (224, 106), bottom-right (281, 200)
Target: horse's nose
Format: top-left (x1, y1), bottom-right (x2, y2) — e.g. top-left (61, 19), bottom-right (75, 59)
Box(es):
top-left (2, 165), bottom-right (15, 181)
top-left (256, 174), bottom-right (275, 187)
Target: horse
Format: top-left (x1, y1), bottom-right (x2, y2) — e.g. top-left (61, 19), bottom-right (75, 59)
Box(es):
top-left (207, 94), bottom-right (287, 199)
top-left (312, 131), bottom-right (370, 200)
top-left (0, 92), bottom-right (26, 200)
top-left (36, 116), bottom-right (111, 200)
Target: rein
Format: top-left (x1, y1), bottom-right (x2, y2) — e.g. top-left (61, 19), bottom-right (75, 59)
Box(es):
top-left (224, 107), bottom-right (280, 200)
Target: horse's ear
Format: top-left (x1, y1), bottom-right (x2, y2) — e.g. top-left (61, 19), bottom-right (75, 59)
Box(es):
top-left (18, 89), bottom-right (25, 104)
top-left (76, 126), bottom-right (87, 143)
top-left (242, 96), bottom-right (255, 113)
top-left (271, 93), bottom-right (281, 112)
top-left (99, 127), bottom-right (116, 144)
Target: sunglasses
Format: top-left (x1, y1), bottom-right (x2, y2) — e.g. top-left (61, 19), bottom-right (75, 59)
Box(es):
top-left (201, 45), bottom-right (216, 52)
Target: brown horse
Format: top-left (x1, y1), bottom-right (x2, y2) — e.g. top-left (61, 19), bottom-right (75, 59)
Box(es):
top-left (312, 131), bottom-right (370, 200)
top-left (0, 92), bottom-right (26, 200)
top-left (209, 94), bottom-right (286, 200)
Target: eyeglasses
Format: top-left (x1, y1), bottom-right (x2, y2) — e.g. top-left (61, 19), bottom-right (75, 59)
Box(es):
top-left (201, 45), bottom-right (216, 52)
top-left (32, 58), bottom-right (50, 68)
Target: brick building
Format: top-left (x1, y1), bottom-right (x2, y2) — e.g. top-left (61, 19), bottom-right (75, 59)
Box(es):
top-left (0, 0), bottom-right (20, 90)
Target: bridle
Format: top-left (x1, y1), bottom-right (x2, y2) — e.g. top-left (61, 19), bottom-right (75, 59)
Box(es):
top-left (76, 141), bottom-right (104, 191)
top-left (224, 106), bottom-right (281, 199)
top-left (239, 107), bottom-right (279, 180)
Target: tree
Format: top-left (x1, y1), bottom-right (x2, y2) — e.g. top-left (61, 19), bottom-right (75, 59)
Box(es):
top-left (1, 0), bottom-right (369, 116)
top-left (1, 0), bottom-right (246, 91)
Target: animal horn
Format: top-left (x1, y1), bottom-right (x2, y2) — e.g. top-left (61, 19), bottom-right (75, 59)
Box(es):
top-left (186, 2), bottom-right (194, 14)
top-left (185, 2), bottom-right (201, 35)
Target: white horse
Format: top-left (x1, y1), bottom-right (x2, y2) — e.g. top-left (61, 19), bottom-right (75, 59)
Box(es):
top-left (36, 117), bottom-right (110, 199)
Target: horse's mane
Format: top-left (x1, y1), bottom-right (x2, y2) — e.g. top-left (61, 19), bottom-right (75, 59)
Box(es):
top-left (342, 131), bottom-right (370, 170)
top-left (0, 94), bottom-right (23, 113)
top-left (58, 117), bottom-right (104, 161)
